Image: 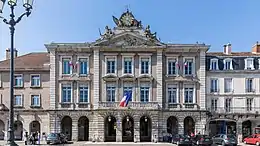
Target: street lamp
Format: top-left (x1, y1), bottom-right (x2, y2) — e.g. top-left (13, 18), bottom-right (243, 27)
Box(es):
top-left (0, 0), bottom-right (33, 145)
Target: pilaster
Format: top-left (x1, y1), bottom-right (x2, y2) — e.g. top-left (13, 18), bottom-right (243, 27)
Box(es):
top-left (49, 51), bottom-right (57, 109)
top-left (199, 51), bottom-right (206, 110)
top-left (116, 119), bottom-right (122, 142)
top-left (236, 120), bottom-right (243, 143)
top-left (195, 117), bottom-right (206, 134)
top-left (93, 50), bottom-right (100, 109)
top-left (71, 119), bottom-right (78, 141)
top-left (156, 51), bottom-right (163, 108)
top-left (134, 119), bottom-right (140, 142)
top-left (178, 119), bottom-right (184, 134)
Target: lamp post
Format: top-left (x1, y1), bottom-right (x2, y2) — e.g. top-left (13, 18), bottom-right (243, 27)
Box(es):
top-left (0, 0), bottom-right (33, 145)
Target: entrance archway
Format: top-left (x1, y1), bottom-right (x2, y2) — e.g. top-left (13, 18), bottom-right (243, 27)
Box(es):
top-left (167, 116), bottom-right (178, 135)
top-left (184, 116), bottom-right (195, 135)
top-left (78, 116), bottom-right (89, 141)
top-left (0, 120), bottom-right (4, 140)
top-left (242, 120), bottom-right (252, 139)
top-left (14, 120), bottom-right (23, 140)
top-left (122, 116), bottom-right (134, 142)
top-left (104, 116), bottom-right (116, 142)
top-left (61, 116), bottom-right (72, 141)
top-left (140, 116), bottom-right (152, 142)
top-left (29, 121), bottom-right (41, 134)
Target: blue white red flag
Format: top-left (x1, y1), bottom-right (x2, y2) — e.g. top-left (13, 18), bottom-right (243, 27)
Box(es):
top-left (119, 92), bottom-right (132, 107)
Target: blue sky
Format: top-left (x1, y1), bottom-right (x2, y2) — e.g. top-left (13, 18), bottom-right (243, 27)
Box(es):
top-left (0, 0), bottom-right (259, 60)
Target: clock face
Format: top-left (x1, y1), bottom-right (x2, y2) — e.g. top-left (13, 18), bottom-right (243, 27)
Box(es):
top-left (121, 13), bottom-right (132, 26)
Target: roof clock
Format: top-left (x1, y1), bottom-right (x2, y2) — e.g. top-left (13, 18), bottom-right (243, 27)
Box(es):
top-left (112, 9), bottom-right (142, 28)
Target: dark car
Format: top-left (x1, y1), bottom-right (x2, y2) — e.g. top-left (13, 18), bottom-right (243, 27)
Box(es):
top-left (192, 135), bottom-right (213, 146)
top-left (46, 133), bottom-right (68, 144)
top-left (172, 134), bottom-right (192, 146)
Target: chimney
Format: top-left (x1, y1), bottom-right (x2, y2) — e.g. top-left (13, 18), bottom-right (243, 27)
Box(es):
top-left (224, 43), bottom-right (232, 55)
top-left (6, 48), bottom-right (18, 60)
top-left (252, 41), bottom-right (260, 54)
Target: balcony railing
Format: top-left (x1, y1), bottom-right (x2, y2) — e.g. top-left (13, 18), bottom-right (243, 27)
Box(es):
top-left (167, 103), bottom-right (198, 110)
top-left (98, 101), bottom-right (159, 109)
top-left (208, 107), bottom-right (259, 114)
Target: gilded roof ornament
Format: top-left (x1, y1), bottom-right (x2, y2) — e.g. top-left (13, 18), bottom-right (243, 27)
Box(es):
top-left (112, 9), bottom-right (142, 28)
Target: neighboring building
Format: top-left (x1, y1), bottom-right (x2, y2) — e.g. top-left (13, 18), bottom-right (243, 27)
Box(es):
top-left (45, 10), bottom-right (209, 142)
top-left (0, 49), bottom-right (50, 140)
top-left (206, 42), bottom-right (260, 139)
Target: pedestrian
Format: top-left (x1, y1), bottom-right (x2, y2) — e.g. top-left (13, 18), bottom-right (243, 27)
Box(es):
top-left (37, 131), bottom-right (40, 145)
top-left (24, 132), bottom-right (28, 145)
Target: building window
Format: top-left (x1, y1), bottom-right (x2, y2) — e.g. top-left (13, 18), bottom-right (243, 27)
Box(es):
top-left (123, 86), bottom-right (133, 101)
top-left (210, 79), bottom-right (218, 93)
top-left (210, 59), bottom-right (219, 70)
top-left (184, 87), bottom-right (194, 103)
top-left (168, 86), bottom-right (177, 103)
top-left (31, 75), bottom-right (40, 87)
top-left (14, 95), bottom-right (22, 106)
top-left (14, 75), bottom-right (23, 87)
top-left (245, 58), bottom-right (254, 70)
top-left (224, 78), bottom-right (233, 93)
top-left (79, 58), bottom-right (89, 75)
top-left (167, 58), bottom-right (177, 75)
top-left (246, 98), bottom-right (253, 111)
top-left (123, 57), bottom-right (133, 74)
top-left (140, 86), bottom-right (149, 102)
top-left (245, 78), bottom-right (254, 92)
top-left (106, 57), bottom-right (116, 74)
top-left (106, 85), bottom-right (116, 102)
top-left (61, 84), bottom-right (72, 103)
top-left (31, 95), bottom-right (40, 107)
top-left (224, 59), bottom-right (233, 70)
top-left (184, 59), bottom-right (194, 75)
top-left (79, 84), bottom-right (89, 103)
top-left (140, 58), bottom-right (150, 74)
top-left (62, 58), bottom-right (72, 75)
top-left (211, 99), bottom-right (218, 111)
top-left (225, 98), bottom-right (232, 112)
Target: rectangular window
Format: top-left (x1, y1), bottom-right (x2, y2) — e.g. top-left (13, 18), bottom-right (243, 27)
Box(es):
top-left (140, 58), bottom-right (150, 74)
top-left (123, 86), bottom-right (133, 101)
top-left (31, 95), bottom-right (40, 107)
top-left (245, 58), bottom-right (254, 70)
top-left (210, 59), bottom-right (218, 70)
top-left (184, 59), bottom-right (193, 75)
top-left (246, 98), bottom-right (253, 111)
top-left (210, 79), bottom-right (218, 93)
top-left (224, 78), bottom-right (233, 93)
top-left (184, 87), bottom-right (194, 103)
top-left (62, 58), bottom-right (72, 75)
top-left (245, 78), bottom-right (253, 92)
top-left (106, 58), bottom-right (116, 74)
top-left (123, 57), bottom-right (133, 74)
top-left (79, 84), bottom-right (89, 103)
top-left (14, 75), bottom-right (23, 87)
top-left (168, 87), bottom-right (177, 103)
top-left (211, 99), bottom-right (218, 111)
top-left (168, 58), bottom-right (176, 75)
top-left (224, 59), bottom-right (232, 70)
top-left (31, 75), bottom-right (40, 87)
top-left (225, 98), bottom-right (232, 112)
top-left (14, 95), bottom-right (22, 106)
top-left (61, 84), bottom-right (72, 103)
top-left (79, 58), bottom-right (89, 75)
top-left (106, 85), bottom-right (116, 102)
top-left (140, 86), bottom-right (149, 102)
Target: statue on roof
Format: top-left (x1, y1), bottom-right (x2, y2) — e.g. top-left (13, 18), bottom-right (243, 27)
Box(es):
top-left (112, 9), bottom-right (142, 28)
top-left (144, 25), bottom-right (157, 40)
top-left (99, 26), bottom-right (114, 39)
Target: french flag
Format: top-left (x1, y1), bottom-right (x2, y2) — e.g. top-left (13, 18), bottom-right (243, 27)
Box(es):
top-left (119, 92), bottom-right (132, 107)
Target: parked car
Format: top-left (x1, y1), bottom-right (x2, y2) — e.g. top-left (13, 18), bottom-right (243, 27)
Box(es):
top-left (243, 134), bottom-right (260, 145)
top-left (46, 133), bottom-right (68, 144)
top-left (172, 134), bottom-right (192, 146)
top-left (212, 134), bottom-right (237, 146)
top-left (192, 134), bottom-right (213, 146)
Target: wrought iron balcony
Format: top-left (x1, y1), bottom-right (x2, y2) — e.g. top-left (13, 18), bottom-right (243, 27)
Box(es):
top-left (98, 101), bottom-right (159, 109)
top-left (208, 107), bottom-right (259, 114)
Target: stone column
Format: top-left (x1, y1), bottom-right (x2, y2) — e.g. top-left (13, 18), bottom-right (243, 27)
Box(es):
top-left (199, 51), bottom-right (206, 110)
top-left (49, 51), bottom-right (57, 109)
top-left (156, 51), bottom-right (163, 108)
top-left (93, 50), bottom-right (100, 109)
top-left (71, 119), bottom-right (78, 141)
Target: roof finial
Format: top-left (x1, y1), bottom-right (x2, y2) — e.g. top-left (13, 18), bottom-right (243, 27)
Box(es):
top-left (125, 4), bottom-right (130, 12)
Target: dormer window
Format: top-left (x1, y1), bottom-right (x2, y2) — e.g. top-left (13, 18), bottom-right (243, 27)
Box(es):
top-left (210, 58), bottom-right (219, 70)
top-left (224, 58), bottom-right (233, 70)
top-left (245, 58), bottom-right (254, 70)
